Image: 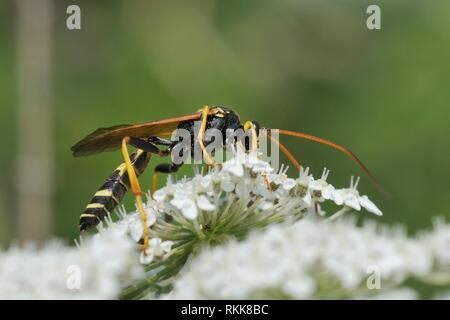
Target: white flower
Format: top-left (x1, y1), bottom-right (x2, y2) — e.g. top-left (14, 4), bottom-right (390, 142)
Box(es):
top-left (196, 195), bottom-right (215, 211)
top-left (171, 191), bottom-right (199, 219)
top-left (162, 218), bottom-right (450, 300)
top-left (309, 168), bottom-right (342, 205)
top-left (338, 177), bottom-right (382, 216)
top-left (0, 225), bottom-right (142, 299)
top-left (359, 195), bottom-right (382, 215)
top-left (140, 238), bottom-right (174, 264)
top-left (229, 146), bottom-right (273, 175)
top-left (296, 166), bottom-right (313, 189)
top-left (291, 167), bottom-right (313, 206)
top-left (170, 190), bottom-right (216, 219)
top-left (243, 151), bottom-right (274, 174)
top-left (362, 288), bottom-right (418, 300)
top-left (422, 220), bottom-right (450, 267)
top-left (127, 209), bottom-right (157, 242)
top-left (222, 158), bottom-right (244, 177)
top-left (2, 148), bottom-right (440, 300)
top-left (148, 149), bottom-right (382, 224)
top-left (269, 165), bottom-right (296, 191)
top-left (220, 175), bottom-right (235, 192)
top-left (152, 180), bottom-right (176, 202)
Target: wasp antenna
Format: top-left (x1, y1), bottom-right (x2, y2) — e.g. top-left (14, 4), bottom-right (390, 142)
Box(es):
top-left (266, 131), bottom-right (301, 171)
top-left (274, 129), bottom-right (388, 197)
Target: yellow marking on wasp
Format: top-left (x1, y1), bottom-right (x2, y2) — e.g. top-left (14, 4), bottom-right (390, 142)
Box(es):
top-left (95, 189), bottom-right (112, 197)
top-left (115, 163), bottom-right (127, 175)
top-left (94, 189), bottom-right (121, 205)
top-left (135, 149), bottom-right (145, 157)
top-left (197, 106), bottom-right (225, 116)
top-left (86, 203), bottom-right (105, 209)
top-left (80, 213), bottom-right (98, 219)
top-left (114, 151), bottom-right (145, 189)
top-left (211, 107), bottom-right (226, 117)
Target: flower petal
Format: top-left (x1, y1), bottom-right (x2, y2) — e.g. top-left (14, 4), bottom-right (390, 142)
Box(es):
top-left (140, 251), bottom-right (154, 265)
top-left (359, 195), bottom-right (383, 216)
top-left (146, 210), bottom-right (157, 226)
top-left (302, 192), bottom-right (312, 207)
top-left (128, 218), bottom-right (143, 242)
top-left (149, 238), bottom-right (164, 257)
top-left (170, 193), bottom-right (187, 209)
top-left (223, 160), bottom-right (244, 177)
top-left (322, 185), bottom-right (334, 200)
top-left (345, 195), bottom-right (361, 211)
top-left (332, 189), bottom-right (344, 206)
top-left (181, 198), bottom-right (198, 219)
top-left (221, 178), bottom-right (235, 192)
top-left (197, 195), bottom-right (215, 211)
top-left (153, 189), bottom-right (167, 202)
top-left (282, 178), bottom-right (296, 190)
top-left (161, 240), bottom-right (174, 253)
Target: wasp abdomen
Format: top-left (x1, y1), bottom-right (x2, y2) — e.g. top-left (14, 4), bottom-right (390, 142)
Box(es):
top-left (79, 150), bottom-right (151, 231)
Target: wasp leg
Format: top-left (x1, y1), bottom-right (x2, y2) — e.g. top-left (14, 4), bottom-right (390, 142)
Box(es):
top-left (152, 162), bottom-right (183, 195)
top-left (198, 106), bottom-right (214, 165)
top-left (121, 137), bottom-right (150, 255)
top-left (243, 121), bottom-right (274, 190)
top-left (204, 114), bottom-right (228, 170)
top-left (155, 162), bottom-right (183, 174)
top-left (128, 137), bottom-right (168, 156)
top-left (147, 136), bottom-right (172, 146)
top-left (129, 137), bottom-right (175, 196)
top-left (243, 121), bottom-right (258, 153)
top-left (147, 137), bottom-right (178, 195)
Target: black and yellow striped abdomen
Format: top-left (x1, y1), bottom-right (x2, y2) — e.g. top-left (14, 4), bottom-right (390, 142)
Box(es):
top-left (79, 150), bottom-right (151, 231)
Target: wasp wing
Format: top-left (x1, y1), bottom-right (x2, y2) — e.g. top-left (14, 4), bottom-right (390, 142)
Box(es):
top-left (71, 113), bottom-right (201, 157)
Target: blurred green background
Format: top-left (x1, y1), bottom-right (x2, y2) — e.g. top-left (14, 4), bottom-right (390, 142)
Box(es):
top-left (0, 0), bottom-right (449, 246)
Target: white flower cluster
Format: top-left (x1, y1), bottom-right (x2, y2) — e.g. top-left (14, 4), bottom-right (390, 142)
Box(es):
top-left (114, 207), bottom-right (174, 265)
top-left (0, 148), bottom-right (389, 299)
top-left (144, 147), bottom-right (381, 225)
top-left (0, 225), bottom-right (142, 299)
top-left (162, 218), bottom-right (450, 300)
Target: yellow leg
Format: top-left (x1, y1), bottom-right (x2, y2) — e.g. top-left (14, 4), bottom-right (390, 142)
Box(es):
top-left (121, 137), bottom-right (149, 254)
top-left (151, 171), bottom-right (158, 197)
top-left (244, 121), bottom-right (258, 152)
top-left (198, 106), bottom-right (214, 165)
top-left (243, 121), bottom-right (273, 190)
